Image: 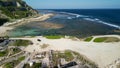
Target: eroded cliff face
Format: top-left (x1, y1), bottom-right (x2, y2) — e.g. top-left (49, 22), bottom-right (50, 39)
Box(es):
top-left (0, 0), bottom-right (38, 25)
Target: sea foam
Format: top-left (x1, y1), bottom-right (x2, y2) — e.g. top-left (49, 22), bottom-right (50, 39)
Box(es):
top-left (84, 18), bottom-right (120, 29)
top-left (58, 11), bottom-right (120, 29)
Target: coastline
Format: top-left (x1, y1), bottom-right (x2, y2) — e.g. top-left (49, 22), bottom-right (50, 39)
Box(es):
top-left (0, 13), bottom-right (54, 36)
top-left (0, 12), bottom-right (120, 67)
top-left (0, 26), bottom-right (13, 36)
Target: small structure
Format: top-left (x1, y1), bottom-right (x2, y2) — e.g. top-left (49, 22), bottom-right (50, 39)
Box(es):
top-left (29, 61), bottom-right (33, 67)
top-left (16, 2), bottom-right (21, 7)
top-left (61, 61), bottom-right (77, 68)
top-left (35, 53), bottom-right (44, 58)
top-left (37, 39), bottom-right (41, 42)
top-left (60, 58), bottom-right (67, 65)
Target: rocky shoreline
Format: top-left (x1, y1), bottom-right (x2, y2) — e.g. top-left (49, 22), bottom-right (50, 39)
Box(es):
top-left (0, 13), bottom-right (54, 36)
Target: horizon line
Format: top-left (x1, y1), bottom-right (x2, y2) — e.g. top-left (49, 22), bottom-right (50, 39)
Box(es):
top-left (35, 8), bottom-right (120, 10)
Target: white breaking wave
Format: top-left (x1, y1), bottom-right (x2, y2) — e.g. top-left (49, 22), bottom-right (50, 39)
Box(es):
top-left (84, 18), bottom-right (120, 29)
top-left (59, 12), bottom-right (88, 18)
top-left (57, 11), bottom-right (120, 29)
top-left (67, 17), bottom-right (73, 19)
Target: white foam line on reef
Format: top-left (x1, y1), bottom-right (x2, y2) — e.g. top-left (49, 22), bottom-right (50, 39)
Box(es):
top-left (59, 12), bottom-right (88, 18)
top-left (84, 18), bottom-right (120, 29)
top-left (58, 11), bottom-right (120, 29)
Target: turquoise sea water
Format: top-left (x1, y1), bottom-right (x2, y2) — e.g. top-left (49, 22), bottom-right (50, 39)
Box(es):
top-left (8, 9), bottom-right (120, 37)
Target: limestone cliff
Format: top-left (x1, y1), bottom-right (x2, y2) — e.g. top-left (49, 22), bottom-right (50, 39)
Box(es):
top-left (0, 0), bottom-right (38, 25)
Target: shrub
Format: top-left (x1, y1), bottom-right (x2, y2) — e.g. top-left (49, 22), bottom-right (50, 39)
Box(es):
top-left (13, 40), bottom-right (31, 46)
top-left (23, 63), bottom-right (42, 68)
top-left (84, 37), bottom-right (93, 42)
top-left (44, 35), bottom-right (64, 39)
top-left (0, 18), bottom-right (9, 26)
top-left (0, 50), bottom-right (8, 57)
top-left (93, 37), bottom-right (120, 42)
top-left (18, 56), bottom-right (25, 61)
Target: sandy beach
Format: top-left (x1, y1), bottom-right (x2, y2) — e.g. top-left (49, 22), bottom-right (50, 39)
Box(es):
top-left (0, 27), bottom-right (13, 36)
top-left (10, 35), bottom-right (120, 68)
top-left (0, 14), bottom-right (54, 36)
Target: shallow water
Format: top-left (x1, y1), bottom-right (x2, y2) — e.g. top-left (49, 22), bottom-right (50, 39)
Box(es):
top-left (8, 10), bottom-right (120, 37)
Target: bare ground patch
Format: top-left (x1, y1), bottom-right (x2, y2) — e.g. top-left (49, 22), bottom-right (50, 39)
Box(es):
top-left (40, 44), bottom-right (50, 49)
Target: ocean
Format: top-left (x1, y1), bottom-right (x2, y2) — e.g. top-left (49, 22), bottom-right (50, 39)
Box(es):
top-left (8, 9), bottom-right (120, 37)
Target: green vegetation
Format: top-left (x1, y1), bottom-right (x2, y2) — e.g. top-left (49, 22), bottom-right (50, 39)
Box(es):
top-left (52, 50), bottom-right (74, 67)
top-left (53, 50), bottom-right (74, 62)
top-left (64, 50), bottom-right (74, 61)
top-left (4, 60), bottom-right (18, 68)
top-left (12, 40), bottom-right (31, 46)
top-left (52, 50), bottom-right (98, 68)
top-left (3, 56), bottom-right (25, 68)
top-left (0, 47), bottom-right (21, 57)
top-left (44, 35), bottom-right (64, 39)
top-left (0, 50), bottom-right (8, 57)
top-left (4, 35), bottom-right (10, 39)
top-left (12, 48), bottom-right (21, 55)
top-left (0, 6), bottom-right (32, 19)
top-left (18, 56), bottom-right (25, 61)
top-left (84, 37), bottom-right (93, 42)
top-left (0, 0), bottom-right (37, 19)
top-left (72, 51), bottom-right (98, 68)
top-left (0, 0), bottom-right (37, 25)
top-left (4, 62), bottom-right (13, 68)
top-left (94, 37), bottom-right (107, 42)
top-left (93, 37), bottom-right (120, 42)
top-left (23, 63), bottom-right (42, 68)
top-left (68, 36), bottom-right (78, 41)
top-left (0, 18), bottom-right (9, 26)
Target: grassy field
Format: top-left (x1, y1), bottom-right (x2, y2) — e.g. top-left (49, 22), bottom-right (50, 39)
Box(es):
top-left (84, 37), bottom-right (93, 42)
top-left (44, 35), bottom-right (64, 39)
top-left (93, 37), bottom-right (120, 42)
